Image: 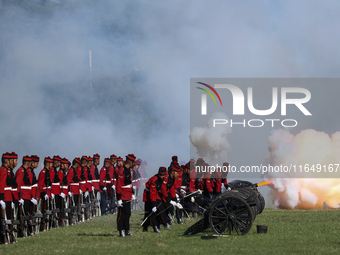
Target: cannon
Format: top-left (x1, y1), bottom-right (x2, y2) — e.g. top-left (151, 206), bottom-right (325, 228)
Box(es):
top-left (184, 180), bottom-right (268, 236)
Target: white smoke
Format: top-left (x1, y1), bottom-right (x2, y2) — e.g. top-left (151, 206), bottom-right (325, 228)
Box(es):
top-left (189, 112), bottom-right (232, 165)
top-left (266, 129), bottom-right (340, 209)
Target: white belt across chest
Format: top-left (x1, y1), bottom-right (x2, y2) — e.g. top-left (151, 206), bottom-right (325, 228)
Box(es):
top-left (105, 180), bottom-right (112, 184)
top-left (121, 184), bottom-right (132, 188)
top-left (31, 184), bottom-right (38, 188)
top-left (4, 187), bottom-right (12, 191)
top-left (70, 183), bottom-right (79, 186)
top-left (21, 186), bottom-right (31, 190)
top-left (80, 181), bottom-right (86, 184)
top-left (52, 183), bottom-right (60, 186)
top-left (92, 180), bottom-right (99, 183)
top-left (61, 186), bottom-right (68, 189)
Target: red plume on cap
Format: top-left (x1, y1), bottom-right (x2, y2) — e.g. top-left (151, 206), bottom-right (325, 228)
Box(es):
top-left (87, 156), bottom-right (93, 161)
top-left (158, 167), bottom-right (167, 174)
top-left (61, 158), bottom-right (68, 164)
top-left (117, 157), bottom-right (123, 162)
top-left (23, 155), bottom-right (31, 161)
top-left (31, 155), bottom-right (40, 162)
top-left (53, 155), bottom-right (61, 161)
top-left (11, 152), bottom-right (18, 159)
top-left (44, 156), bottom-right (53, 163)
top-left (126, 154), bottom-right (136, 161)
top-left (93, 154), bottom-right (100, 159)
top-left (104, 158), bottom-right (111, 163)
top-left (2, 152), bottom-right (12, 159)
top-left (172, 164), bottom-right (181, 172)
top-left (110, 154), bottom-right (117, 159)
top-left (81, 156), bottom-right (87, 161)
top-left (74, 157), bottom-right (81, 164)
top-left (223, 162), bottom-right (229, 167)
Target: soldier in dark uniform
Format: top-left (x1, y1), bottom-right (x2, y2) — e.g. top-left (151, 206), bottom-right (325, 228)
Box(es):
top-left (116, 154), bottom-right (136, 237)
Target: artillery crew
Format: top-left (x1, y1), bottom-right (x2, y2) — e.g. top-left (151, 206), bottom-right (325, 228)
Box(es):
top-left (0, 150), bottom-right (233, 244)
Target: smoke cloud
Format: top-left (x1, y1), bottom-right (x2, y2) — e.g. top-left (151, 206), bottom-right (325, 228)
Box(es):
top-left (266, 129), bottom-right (340, 209)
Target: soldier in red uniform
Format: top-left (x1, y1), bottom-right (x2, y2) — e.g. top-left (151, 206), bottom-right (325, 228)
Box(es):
top-left (38, 156), bottom-right (53, 231)
top-left (67, 158), bottom-right (81, 224)
top-left (0, 153), bottom-right (11, 244)
top-left (160, 164), bottom-right (182, 228)
top-left (142, 166), bottom-right (166, 233)
top-left (116, 154), bottom-right (136, 237)
top-left (99, 158), bottom-right (111, 214)
top-left (90, 154), bottom-right (100, 216)
top-left (30, 155), bottom-right (39, 234)
top-left (107, 154), bottom-right (117, 214)
top-left (15, 155), bottom-right (33, 237)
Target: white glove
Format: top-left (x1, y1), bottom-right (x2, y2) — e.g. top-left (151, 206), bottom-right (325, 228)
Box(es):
top-left (0, 200), bottom-right (5, 209)
top-left (191, 197), bottom-right (195, 203)
top-left (84, 191), bottom-right (89, 198)
top-left (11, 202), bottom-right (14, 209)
top-left (227, 187), bottom-right (231, 191)
top-left (60, 193), bottom-right (66, 199)
top-left (197, 189), bottom-right (202, 195)
top-left (111, 185), bottom-right (115, 190)
top-left (19, 198), bottom-right (24, 206)
top-left (131, 195), bottom-right (136, 201)
top-left (180, 189), bottom-right (186, 195)
top-left (68, 192), bottom-right (73, 197)
top-left (51, 193), bottom-right (55, 199)
top-left (152, 206), bottom-right (157, 213)
top-left (170, 200), bottom-right (177, 207)
top-left (103, 187), bottom-right (107, 191)
top-left (80, 190), bottom-right (83, 195)
top-left (117, 200), bottom-right (123, 207)
top-left (44, 194), bottom-right (49, 200)
top-left (31, 198), bottom-right (37, 205)
top-left (176, 203), bottom-right (183, 209)
top-left (175, 193), bottom-right (179, 199)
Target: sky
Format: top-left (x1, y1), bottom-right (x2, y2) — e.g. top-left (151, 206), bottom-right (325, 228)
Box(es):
top-left (0, 1), bottom-right (339, 201)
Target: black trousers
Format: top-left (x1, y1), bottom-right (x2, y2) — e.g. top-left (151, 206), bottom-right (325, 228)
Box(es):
top-left (143, 201), bottom-right (157, 228)
top-left (116, 200), bottom-right (131, 231)
top-left (156, 200), bottom-right (168, 225)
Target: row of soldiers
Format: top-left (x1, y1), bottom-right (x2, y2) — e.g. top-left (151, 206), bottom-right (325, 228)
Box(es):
top-left (0, 152), bottom-right (146, 243)
top-left (141, 156), bottom-right (229, 234)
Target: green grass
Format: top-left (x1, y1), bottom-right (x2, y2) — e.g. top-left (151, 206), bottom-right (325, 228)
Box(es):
top-left (1, 209), bottom-right (340, 255)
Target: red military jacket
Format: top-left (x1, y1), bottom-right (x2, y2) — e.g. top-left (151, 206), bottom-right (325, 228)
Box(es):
top-left (143, 174), bottom-right (162, 205)
top-left (16, 166), bottom-right (33, 200)
top-left (90, 164), bottom-right (100, 191)
top-left (0, 165), bottom-right (7, 201)
top-left (99, 166), bottom-right (111, 193)
top-left (160, 175), bottom-right (176, 203)
top-left (67, 166), bottom-right (80, 195)
top-left (116, 166), bottom-right (132, 201)
top-left (50, 167), bottom-right (61, 195)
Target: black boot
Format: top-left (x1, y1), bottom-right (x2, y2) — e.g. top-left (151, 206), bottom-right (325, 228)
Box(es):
top-left (126, 230), bottom-right (132, 236)
top-left (193, 212), bottom-right (197, 218)
top-left (153, 226), bottom-right (161, 233)
top-left (177, 218), bottom-right (183, 224)
top-left (119, 230), bottom-right (125, 237)
top-left (143, 226), bottom-right (148, 232)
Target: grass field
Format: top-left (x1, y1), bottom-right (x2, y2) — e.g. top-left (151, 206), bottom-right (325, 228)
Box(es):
top-left (1, 209), bottom-right (339, 255)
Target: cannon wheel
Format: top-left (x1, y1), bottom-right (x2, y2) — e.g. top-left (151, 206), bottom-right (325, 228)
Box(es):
top-left (209, 195), bottom-right (253, 236)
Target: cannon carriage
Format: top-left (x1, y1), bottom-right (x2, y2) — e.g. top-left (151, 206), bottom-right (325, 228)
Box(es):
top-left (184, 180), bottom-right (266, 236)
